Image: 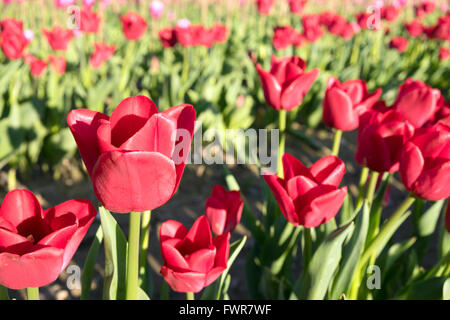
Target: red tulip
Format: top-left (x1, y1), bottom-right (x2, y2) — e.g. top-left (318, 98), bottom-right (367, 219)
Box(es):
top-left (355, 109), bottom-right (415, 173)
top-left (205, 185), bottom-right (243, 236)
top-left (210, 24), bottom-right (228, 43)
top-left (0, 27), bottom-right (28, 59)
top-left (405, 20), bottom-right (423, 37)
top-left (49, 55), bottom-right (66, 75)
top-left (160, 216), bottom-right (230, 293)
top-left (90, 42), bottom-right (115, 68)
top-left (174, 25), bottom-right (196, 47)
top-left (425, 17), bottom-right (450, 41)
top-left (80, 8), bottom-right (101, 34)
top-left (24, 54), bottom-right (47, 77)
top-left (0, 189), bottom-right (97, 289)
top-left (272, 26), bottom-right (303, 50)
top-left (67, 96), bottom-right (196, 213)
top-left (389, 36), bottom-right (408, 52)
top-left (264, 154), bottom-right (347, 228)
top-left (288, 0), bottom-right (306, 15)
top-left (323, 77), bottom-right (382, 131)
top-left (256, 0), bottom-right (274, 15)
top-left (43, 26), bottom-right (73, 51)
top-left (399, 123), bottom-right (450, 201)
top-left (158, 28), bottom-right (177, 48)
top-left (302, 14), bottom-right (324, 42)
top-left (120, 12), bottom-right (147, 40)
top-left (194, 25), bottom-right (215, 48)
top-left (356, 12), bottom-right (381, 30)
top-left (415, 1), bottom-right (435, 18)
top-left (393, 79), bottom-right (442, 128)
top-left (440, 47), bottom-right (450, 60)
top-left (0, 18), bottom-right (23, 34)
top-left (381, 6), bottom-right (400, 22)
top-left (256, 55), bottom-right (319, 111)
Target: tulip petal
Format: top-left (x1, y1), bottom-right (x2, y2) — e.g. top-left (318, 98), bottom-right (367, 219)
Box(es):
top-left (186, 248), bottom-right (216, 273)
top-left (110, 96), bottom-right (158, 147)
top-left (67, 109), bottom-right (110, 174)
top-left (286, 175), bottom-right (318, 199)
top-left (340, 80), bottom-right (366, 105)
top-left (399, 142), bottom-right (424, 191)
top-left (280, 68), bottom-right (319, 111)
top-left (257, 64), bottom-right (282, 110)
top-left (160, 220), bottom-right (188, 242)
top-left (395, 88), bottom-right (439, 128)
top-left (323, 87), bottom-right (359, 131)
top-left (205, 204), bottom-right (227, 236)
top-left (0, 228), bottom-right (32, 255)
top-left (161, 241), bottom-right (190, 272)
top-left (282, 153), bottom-right (314, 181)
top-left (413, 161), bottom-right (450, 201)
top-left (92, 150), bottom-right (176, 213)
top-left (212, 232), bottom-right (230, 269)
top-left (160, 266), bottom-right (206, 293)
top-left (309, 155), bottom-right (346, 187)
top-left (0, 189), bottom-right (43, 229)
top-left (182, 216), bottom-right (212, 252)
top-left (0, 247), bottom-right (64, 289)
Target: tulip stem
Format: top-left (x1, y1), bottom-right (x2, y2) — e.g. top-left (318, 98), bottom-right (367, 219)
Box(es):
top-left (0, 285), bottom-right (9, 300)
top-left (331, 129), bottom-right (343, 156)
top-left (302, 227), bottom-right (312, 270)
top-left (365, 171), bottom-right (379, 206)
top-left (278, 109), bottom-right (287, 178)
top-left (26, 287), bottom-right (39, 300)
top-left (139, 210), bottom-right (152, 292)
top-left (126, 211), bottom-right (141, 300)
top-left (186, 292), bottom-right (195, 300)
top-left (355, 167), bottom-right (369, 209)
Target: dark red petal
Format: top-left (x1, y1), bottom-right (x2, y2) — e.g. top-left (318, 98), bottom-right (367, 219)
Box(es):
top-left (399, 142), bottom-right (424, 191)
top-left (0, 189), bottom-right (43, 229)
top-left (184, 216), bottom-right (212, 250)
top-left (280, 68), bottom-right (319, 111)
top-left (309, 155), bottom-right (346, 187)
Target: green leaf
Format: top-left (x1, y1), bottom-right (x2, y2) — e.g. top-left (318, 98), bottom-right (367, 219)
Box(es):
top-left (99, 206), bottom-right (128, 300)
top-left (137, 287), bottom-right (150, 300)
top-left (330, 202), bottom-right (370, 299)
top-left (201, 236), bottom-right (247, 300)
top-left (398, 277), bottom-right (449, 300)
top-left (296, 222), bottom-right (355, 300)
top-left (81, 226), bottom-right (103, 300)
top-left (339, 193), bottom-right (355, 227)
top-left (443, 278), bottom-right (450, 300)
top-left (417, 200), bottom-right (445, 237)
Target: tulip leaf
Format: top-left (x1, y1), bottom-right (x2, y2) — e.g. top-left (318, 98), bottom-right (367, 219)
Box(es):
top-left (330, 202), bottom-right (370, 300)
top-left (99, 206), bottom-right (128, 300)
top-left (81, 225), bottom-right (103, 300)
top-left (339, 193), bottom-right (355, 227)
top-left (443, 278), bottom-right (450, 300)
top-left (295, 222), bottom-right (354, 300)
top-left (201, 236), bottom-right (247, 300)
top-left (417, 200), bottom-right (445, 237)
top-left (397, 277), bottom-right (449, 300)
top-left (137, 287), bottom-right (150, 300)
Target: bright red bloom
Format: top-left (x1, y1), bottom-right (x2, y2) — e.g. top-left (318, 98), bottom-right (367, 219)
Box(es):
top-left (256, 55), bottom-right (319, 111)
top-left (67, 96), bottom-right (196, 213)
top-left (424, 17), bottom-right (450, 41)
top-left (80, 8), bottom-right (101, 34)
top-left (194, 25), bottom-right (215, 48)
top-left (210, 24), bottom-right (228, 43)
top-left (288, 0), bottom-right (306, 15)
top-left (302, 14), bottom-right (324, 42)
top-left (415, 1), bottom-right (435, 18)
top-left (160, 216), bottom-right (230, 293)
top-left (399, 123), bottom-right (450, 201)
top-left (381, 6), bottom-right (400, 22)
top-left (405, 20), bottom-right (423, 37)
top-left (355, 109), bottom-right (415, 173)
top-left (440, 47), bottom-right (450, 60)
top-left (393, 79), bottom-right (442, 128)
top-left (120, 12), bottom-right (147, 40)
top-left (356, 12), bottom-right (381, 30)
top-left (0, 28), bottom-right (28, 59)
top-left (158, 28), bottom-right (177, 48)
top-left (323, 77), bottom-right (382, 131)
top-left (174, 25), bottom-right (196, 47)
top-left (24, 54), bottom-right (47, 77)
top-left (272, 26), bottom-right (303, 50)
top-left (0, 18), bottom-right (23, 34)
top-left (43, 26), bottom-right (73, 51)
top-left (0, 189), bottom-right (97, 289)
top-left (264, 154), bottom-right (347, 228)
top-left (205, 186), bottom-right (243, 236)
top-left (49, 55), bottom-right (66, 75)
top-left (90, 42), bottom-right (115, 68)
top-left (256, 0), bottom-right (274, 15)
top-left (389, 36), bottom-right (408, 52)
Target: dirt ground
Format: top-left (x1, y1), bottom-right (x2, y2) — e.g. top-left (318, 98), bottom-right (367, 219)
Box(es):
top-left (1, 126), bottom-right (440, 300)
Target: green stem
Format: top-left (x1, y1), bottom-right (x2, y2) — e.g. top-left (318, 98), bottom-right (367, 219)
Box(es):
top-left (126, 211), bottom-right (141, 300)
top-left (359, 194), bottom-right (416, 267)
top-left (0, 285), bottom-right (9, 300)
top-left (331, 129), bottom-right (343, 156)
top-left (365, 171), bottom-right (379, 206)
top-left (186, 292), bottom-right (195, 300)
top-left (355, 167), bottom-right (369, 209)
top-left (303, 227), bottom-right (312, 271)
top-left (278, 109), bottom-right (287, 178)
top-left (27, 287), bottom-right (39, 300)
top-left (139, 210), bottom-right (152, 291)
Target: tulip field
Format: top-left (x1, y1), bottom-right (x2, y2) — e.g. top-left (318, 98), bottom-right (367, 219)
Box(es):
top-left (0, 0), bottom-right (450, 302)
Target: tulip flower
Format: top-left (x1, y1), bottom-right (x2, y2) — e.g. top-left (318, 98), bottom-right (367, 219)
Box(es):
top-left (49, 55), bottom-right (66, 75)
top-left (43, 26), bottom-right (73, 51)
top-left (160, 216), bottom-right (230, 293)
top-left (322, 77), bottom-right (382, 131)
top-left (0, 189), bottom-right (97, 289)
top-left (264, 154), bottom-right (347, 228)
top-left (302, 14), bottom-right (325, 42)
top-left (120, 12), bottom-right (147, 40)
top-left (389, 36), bottom-right (408, 52)
top-left (24, 54), bottom-right (47, 77)
top-left (256, 0), bottom-right (274, 15)
top-left (80, 8), bottom-right (101, 34)
top-left (158, 28), bottom-right (177, 48)
top-left (355, 109), bottom-right (415, 173)
top-left (205, 185), bottom-right (243, 236)
top-left (288, 0), bottom-right (306, 15)
top-left (272, 26), bottom-right (303, 50)
top-left (381, 6), bottom-right (400, 22)
top-left (0, 27), bottom-right (28, 59)
top-left (256, 55), bottom-right (319, 111)
top-left (67, 96), bottom-right (196, 213)
top-left (399, 123), bottom-right (450, 201)
top-left (440, 47), bottom-right (450, 60)
top-left (0, 18), bottom-right (23, 34)
top-left (90, 42), bottom-right (115, 68)
top-left (211, 24), bottom-right (228, 43)
top-left (393, 79), bottom-right (442, 128)
top-left (405, 20), bottom-right (423, 37)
